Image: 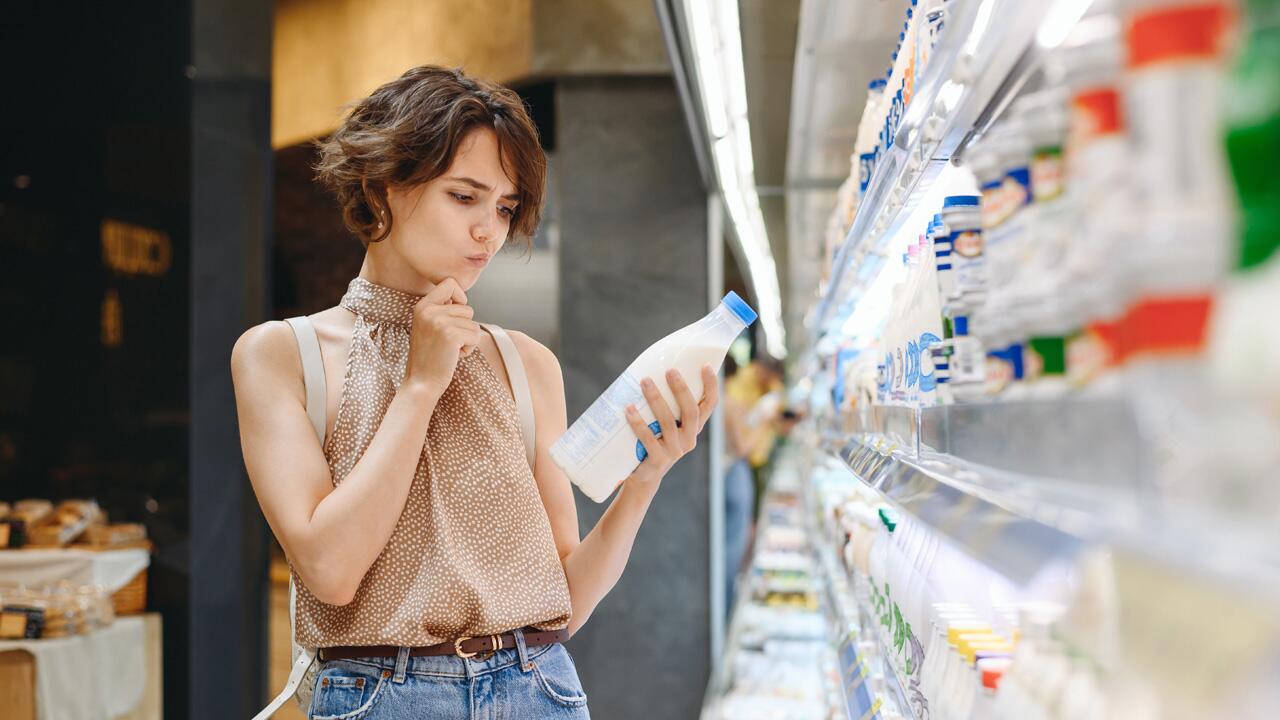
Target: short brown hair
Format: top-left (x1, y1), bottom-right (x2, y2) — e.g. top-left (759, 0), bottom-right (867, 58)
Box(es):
top-left (314, 65), bottom-right (545, 247)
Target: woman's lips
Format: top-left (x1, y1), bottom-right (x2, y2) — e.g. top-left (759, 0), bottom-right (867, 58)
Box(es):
top-left (466, 254), bottom-right (490, 268)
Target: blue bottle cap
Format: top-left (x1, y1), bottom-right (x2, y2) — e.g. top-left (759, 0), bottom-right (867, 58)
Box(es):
top-left (943, 195), bottom-right (980, 208)
top-left (722, 291), bottom-right (758, 326)
top-left (953, 316), bottom-right (970, 335)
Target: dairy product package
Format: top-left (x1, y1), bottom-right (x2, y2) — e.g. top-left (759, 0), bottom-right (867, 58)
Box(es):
top-left (551, 293), bottom-right (758, 502)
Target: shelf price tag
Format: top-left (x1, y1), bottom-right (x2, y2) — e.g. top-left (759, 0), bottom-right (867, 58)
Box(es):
top-left (838, 637), bottom-right (876, 717)
top-left (857, 696), bottom-right (884, 720)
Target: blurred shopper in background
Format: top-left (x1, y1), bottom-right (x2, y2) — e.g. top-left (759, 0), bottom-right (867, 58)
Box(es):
top-left (721, 356), bottom-right (785, 615)
top-left (232, 66), bottom-right (719, 719)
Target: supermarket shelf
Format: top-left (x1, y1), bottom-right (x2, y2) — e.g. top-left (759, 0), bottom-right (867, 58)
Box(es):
top-left (819, 543), bottom-right (917, 720)
top-left (827, 433), bottom-right (1086, 585)
top-left (804, 426), bottom-right (1280, 718)
top-left (822, 422), bottom-right (1280, 600)
top-left (809, 484), bottom-right (918, 720)
top-left (703, 476), bottom-right (840, 720)
top-left (814, 0), bottom-right (1056, 336)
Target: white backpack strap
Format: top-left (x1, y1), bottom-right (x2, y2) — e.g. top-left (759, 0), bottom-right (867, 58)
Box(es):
top-left (481, 324), bottom-right (537, 469)
top-left (256, 317), bottom-right (326, 719)
top-left (283, 316), bottom-right (327, 446)
top-left (252, 645), bottom-right (316, 720)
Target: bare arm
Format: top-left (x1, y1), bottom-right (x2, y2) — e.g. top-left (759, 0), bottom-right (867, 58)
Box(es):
top-left (232, 280), bottom-right (481, 606)
top-left (513, 333), bottom-right (718, 635)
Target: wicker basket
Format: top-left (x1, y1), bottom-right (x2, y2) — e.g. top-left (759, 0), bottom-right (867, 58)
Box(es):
top-left (112, 568), bottom-right (148, 616)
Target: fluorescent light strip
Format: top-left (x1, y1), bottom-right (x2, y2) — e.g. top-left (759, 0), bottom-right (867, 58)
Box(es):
top-left (684, 0), bottom-right (788, 359)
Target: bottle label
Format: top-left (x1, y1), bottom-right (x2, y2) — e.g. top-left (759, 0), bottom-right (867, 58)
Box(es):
top-left (1067, 324), bottom-right (1119, 386)
top-left (552, 370), bottom-right (644, 470)
top-left (635, 421), bottom-right (663, 462)
top-left (918, 332), bottom-right (942, 393)
top-left (1123, 294), bottom-right (1214, 360)
top-left (951, 229), bottom-right (983, 258)
top-left (1070, 87), bottom-right (1123, 153)
top-left (1027, 336), bottom-right (1067, 380)
top-left (983, 345), bottom-right (1024, 394)
top-left (950, 228), bottom-right (985, 300)
top-left (982, 168), bottom-right (1031, 230)
top-left (859, 153), bottom-right (876, 194)
top-left (1032, 146), bottom-right (1065, 202)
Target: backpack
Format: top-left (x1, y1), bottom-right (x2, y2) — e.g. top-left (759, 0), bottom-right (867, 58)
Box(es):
top-left (252, 318), bottom-right (538, 719)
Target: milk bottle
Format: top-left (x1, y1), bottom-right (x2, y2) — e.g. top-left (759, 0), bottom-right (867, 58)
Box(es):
top-left (551, 292), bottom-right (757, 502)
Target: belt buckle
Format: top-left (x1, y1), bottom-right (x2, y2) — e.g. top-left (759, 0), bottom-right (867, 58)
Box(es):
top-left (454, 635), bottom-right (500, 661)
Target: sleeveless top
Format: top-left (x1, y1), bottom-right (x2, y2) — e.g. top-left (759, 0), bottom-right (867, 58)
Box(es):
top-left (293, 277), bottom-right (573, 647)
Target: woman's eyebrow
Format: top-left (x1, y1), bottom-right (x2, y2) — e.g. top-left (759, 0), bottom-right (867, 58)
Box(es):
top-left (446, 176), bottom-right (520, 201)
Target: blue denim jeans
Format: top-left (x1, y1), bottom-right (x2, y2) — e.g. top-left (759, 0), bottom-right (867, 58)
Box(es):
top-left (307, 629), bottom-right (589, 719)
top-left (724, 458), bottom-right (755, 617)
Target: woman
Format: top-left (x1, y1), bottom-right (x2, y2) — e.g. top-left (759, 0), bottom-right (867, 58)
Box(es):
top-left (231, 66), bottom-right (718, 719)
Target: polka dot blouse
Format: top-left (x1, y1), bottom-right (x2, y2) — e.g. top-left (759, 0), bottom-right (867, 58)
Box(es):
top-left (293, 277), bottom-right (572, 647)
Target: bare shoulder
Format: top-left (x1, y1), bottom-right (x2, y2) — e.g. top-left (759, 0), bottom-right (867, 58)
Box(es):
top-left (507, 330), bottom-right (562, 380)
top-left (230, 320), bottom-right (302, 395)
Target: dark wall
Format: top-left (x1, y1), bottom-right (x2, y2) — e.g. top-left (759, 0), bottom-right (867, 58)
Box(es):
top-left (274, 143), bottom-right (363, 318)
top-left (558, 75), bottom-right (712, 720)
top-left (3, 3), bottom-right (275, 717)
top-left (1, 3), bottom-right (193, 717)
top-left (190, 0), bottom-right (274, 717)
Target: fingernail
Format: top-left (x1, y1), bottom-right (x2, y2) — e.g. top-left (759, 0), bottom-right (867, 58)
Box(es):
top-left (667, 369), bottom-right (678, 379)
top-left (642, 378), bottom-right (654, 389)
top-left (625, 405), bottom-right (636, 415)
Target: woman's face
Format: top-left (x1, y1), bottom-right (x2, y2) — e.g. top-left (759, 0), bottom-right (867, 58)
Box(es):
top-left (379, 128), bottom-right (520, 292)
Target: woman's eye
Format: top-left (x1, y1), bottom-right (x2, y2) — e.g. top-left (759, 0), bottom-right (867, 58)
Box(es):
top-left (499, 206), bottom-right (516, 218)
top-left (449, 192), bottom-right (473, 202)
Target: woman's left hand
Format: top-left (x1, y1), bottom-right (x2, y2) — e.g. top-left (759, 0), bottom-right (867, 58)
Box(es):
top-left (623, 364), bottom-right (720, 491)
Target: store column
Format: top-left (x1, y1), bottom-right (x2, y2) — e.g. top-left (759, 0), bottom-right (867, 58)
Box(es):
top-left (557, 76), bottom-right (713, 720)
top-left (189, 0), bottom-right (273, 717)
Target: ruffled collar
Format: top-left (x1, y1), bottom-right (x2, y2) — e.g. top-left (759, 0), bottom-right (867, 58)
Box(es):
top-left (338, 277), bottom-right (422, 328)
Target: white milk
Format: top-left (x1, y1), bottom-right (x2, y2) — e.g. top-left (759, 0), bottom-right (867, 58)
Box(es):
top-left (551, 293), bottom-right (757, 502)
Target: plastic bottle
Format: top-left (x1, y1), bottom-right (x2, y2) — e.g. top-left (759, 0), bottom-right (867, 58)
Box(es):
top-left (949, 317), bottom-right (986, 402)
top-left (980, 121), bottom-right (1034, 345)
top-left (916, 0), bottom-right (945, 84)
top-left (932, 215), bottom-right (954, 309)
top-left (1122, 0), bottom-right (1235, 361)
top-left (968, 658), bottom-right (1011, 720)
top-left (1223, 0), bottom-right (1280, 272)
top-left (921, 609), bottom-right (981, 705)
top-left (1057, 15), bottom-right (1132, 392)
top-left (1121, 0), bottom-right (1236, 503)
top-left (551, 293), bottom-right (756, 501)
top-left (856, 79), bottom-right (888, 195)
top-left (903, 3), bottom-right (920, 104)
top-left (1207, 0), bottom-right (1280, 519)
top-left (940, 195), bottom-right (984, 314)
top-left (1013, 89), bottom-right (1073, 397)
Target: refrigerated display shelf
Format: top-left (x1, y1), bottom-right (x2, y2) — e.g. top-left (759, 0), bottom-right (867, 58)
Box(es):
top-left (815, 0), bottom-right (1065, 336)
top-left (702, 483), bottom-right (843, 720)
top-left (815, 538), bottom-right (917, 720)
top-left (798, 425), bottom-right (1280, 720)
top-left (822, 426), bottom-right (1280, 602)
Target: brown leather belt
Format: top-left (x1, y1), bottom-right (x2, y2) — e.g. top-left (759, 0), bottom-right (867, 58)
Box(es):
top-left (318, 628), bottom-right (569, 662)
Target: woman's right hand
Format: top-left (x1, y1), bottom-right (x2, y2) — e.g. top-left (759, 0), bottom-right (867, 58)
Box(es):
top-left (403, 277), bottom-right (484, 394)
